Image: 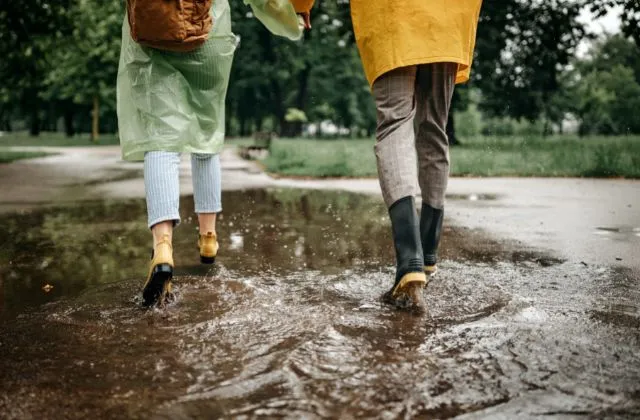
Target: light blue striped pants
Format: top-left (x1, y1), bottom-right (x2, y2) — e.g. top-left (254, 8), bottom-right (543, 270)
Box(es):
top-left (144, 151), bottom-right (222, 228)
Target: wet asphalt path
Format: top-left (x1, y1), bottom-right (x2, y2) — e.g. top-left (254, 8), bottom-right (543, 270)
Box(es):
top-left (0, 146), bottom-right (638, 419)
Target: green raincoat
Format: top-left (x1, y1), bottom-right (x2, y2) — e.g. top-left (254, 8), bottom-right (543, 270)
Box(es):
top-left (117, 0), bottom-right (302, 161)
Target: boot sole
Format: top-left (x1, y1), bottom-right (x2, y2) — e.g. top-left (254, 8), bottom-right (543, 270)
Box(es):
top-left (200, 255), bottom-right (216, 265)
top-left (143, 263), bottom-right (173, 307)
top-left (402, 282), bottom-right (426, 312)
top-left (383, 282), bottom-right (427, 312)
top-left (385, 272), bottom-right (427, 312)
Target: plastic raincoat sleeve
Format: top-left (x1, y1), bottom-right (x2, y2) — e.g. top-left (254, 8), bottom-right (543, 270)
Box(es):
top-left (244, 0), bottom-right (304, 40)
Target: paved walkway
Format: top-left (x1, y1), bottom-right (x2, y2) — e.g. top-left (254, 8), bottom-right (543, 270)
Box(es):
top-left (1, 145), bottom-right (639, 270)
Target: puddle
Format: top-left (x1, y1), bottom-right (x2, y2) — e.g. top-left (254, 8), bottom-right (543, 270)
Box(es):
top-left (0, 189), bottom-right (639, 418)
top-left (74, 169), bottom-right (141, 187)
top-left (446, 193), bottom-right (498, 201)
top-left (0, 189), bottom-right (549, 319)
top-left (593, 226), bottom-right (640, 241)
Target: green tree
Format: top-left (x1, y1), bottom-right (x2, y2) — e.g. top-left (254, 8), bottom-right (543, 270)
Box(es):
top-left (578, 34), bottom-right (640, 82)
top-left (0, 0), bottom-right (74, 135)
top-left (44, 0), bottom-right (123, 139)
top-left (575, 65), bottom-right (640, 135)
top-left (474, 0), bottom-right (587, 133)
top-left (570, 34), bottom-right (640, 135)
top-left (589, 0), bottom-right (640, 47)
top-left (563, 34), bottom-right (640, 135)
top-left (227, 0), bottom-right (372, 138)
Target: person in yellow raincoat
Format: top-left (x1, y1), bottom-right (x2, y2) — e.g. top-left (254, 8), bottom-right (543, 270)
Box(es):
top-left (300, 0), bottom-right (483, 308)
top-left (351, 0), bottom-right (484, 308)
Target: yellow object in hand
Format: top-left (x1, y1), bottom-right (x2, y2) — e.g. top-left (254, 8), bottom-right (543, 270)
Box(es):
top-left (290, 0), bottom-right (314, 13)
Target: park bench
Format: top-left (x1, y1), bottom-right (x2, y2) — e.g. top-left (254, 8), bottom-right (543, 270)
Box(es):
top-left (239, 131), bottom-right (276, 160)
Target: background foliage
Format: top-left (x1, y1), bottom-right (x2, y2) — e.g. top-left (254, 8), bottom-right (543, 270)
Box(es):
top-left (0, 0), bottom-right (639, 139)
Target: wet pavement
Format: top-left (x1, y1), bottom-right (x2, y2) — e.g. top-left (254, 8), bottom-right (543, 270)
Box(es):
top-left (1, 188), bottom-right (639, 419)
top-left (2, 146), bottom-right (638, 270)
top-left (0, 147), bottom-right (639, 418)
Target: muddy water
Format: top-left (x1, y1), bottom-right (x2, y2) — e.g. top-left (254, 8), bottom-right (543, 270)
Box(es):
top-left (0, 189), bottom-right (639, 419)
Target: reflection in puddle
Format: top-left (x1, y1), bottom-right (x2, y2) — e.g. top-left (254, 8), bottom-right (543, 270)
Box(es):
top-left (596, 226), bottom-right (623, 233)
top-left (446, 193), bottom-right (498, 201)
top-left (0, 189), bottom-right (639, 418)
top-left (593, 226), bottom-right (640, 241)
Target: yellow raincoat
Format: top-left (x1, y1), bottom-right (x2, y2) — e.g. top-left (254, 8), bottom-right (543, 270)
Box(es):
top-left (350, 0), bottom-right (483, 86)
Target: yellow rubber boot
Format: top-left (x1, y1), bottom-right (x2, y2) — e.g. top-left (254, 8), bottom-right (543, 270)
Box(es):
top-left (198, 231), bottom-right (219, 264)
top-left (424, 264), bottom-right (438, 277)
top-left (142, 234), bottom-right (174, 306)
top-left (421, 203), bottom-right (444, 277)
top-left (383, 197), bottom-right (428, 310)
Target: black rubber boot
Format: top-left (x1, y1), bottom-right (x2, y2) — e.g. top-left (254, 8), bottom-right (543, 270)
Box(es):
top-left (420, 203), bottom-right (444, 275)
top-left (383, 196), bottom-right (427, 307)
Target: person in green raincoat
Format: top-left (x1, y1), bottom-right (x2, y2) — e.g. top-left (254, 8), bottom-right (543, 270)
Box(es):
top-left (117, 0), bottom-right (307, 306)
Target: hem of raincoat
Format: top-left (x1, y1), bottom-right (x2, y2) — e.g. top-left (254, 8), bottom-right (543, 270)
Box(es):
top-left (367, 55), bottom-right (471, 87)
top-left (456, 65), bottom-right (471, 85)
top-left (120, 142), bottom-right (225, 162)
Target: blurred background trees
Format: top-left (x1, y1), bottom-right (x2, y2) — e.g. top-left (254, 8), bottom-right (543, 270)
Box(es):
top-left (0, 0), bottom-right (639, 140)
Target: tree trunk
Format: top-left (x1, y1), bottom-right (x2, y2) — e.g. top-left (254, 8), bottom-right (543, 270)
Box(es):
top-left (91, 95), bottom-right (99, 142)
top-left (366, 125), bottom-right (373, 138)
top-left (282, 121), bottom-right (302, 138)
top-left (446, 112), bottom-right (459, 146)
top-left (0, 108), bottom-right (5, 132)
top-left (30, 106), bottom-right (41, 136)
top-left (225, 100), bottom-right (233, 137)
top-left (291, 64), bottom-right (311, 138)
top-left (0, 106), bottom-right (12, 132)
top-left (239, 115), bottom-right (247, 137)
top-left (46, 102), bottom-right (56, 131)
top-left (276, 108), bottom-right (286, 137)
top-left (257, 24), bottom-right (285, 136)
top-left (542, 117), bottom-right (551, 137)
top-left (64, 103), bottom-right (76, 137)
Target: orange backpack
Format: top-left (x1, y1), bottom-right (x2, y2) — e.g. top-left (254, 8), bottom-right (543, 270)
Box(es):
top-left (127, 0), bottom-right (213, 52)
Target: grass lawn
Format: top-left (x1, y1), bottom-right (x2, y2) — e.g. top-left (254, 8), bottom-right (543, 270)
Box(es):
top-left (263, 138), bottom-right (376, 177)
top-left (261, 135), bottom-right (640, 178)
top-left (0, 132), bottom-right (119, 147)
top-left (0, 149), bottom-right (52, 163)
top-left (225, 137), bottom-right (258, 147)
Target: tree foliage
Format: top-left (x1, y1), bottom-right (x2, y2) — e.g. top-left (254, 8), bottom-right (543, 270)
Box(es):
top-left (589, 0), bottom-right (640, 46)
top-left (0, 0), bottom-right (74, 134)
top-left (474, 0), bottom-right (587, 127)
top-left (227, 0), bottom-right (373, 137)
top-left (44, 0), bottom-right (123, 137)
top-left (570, 35), bottom-right (640, 134)
top-left (0, 0), bottom-right (638, 139)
